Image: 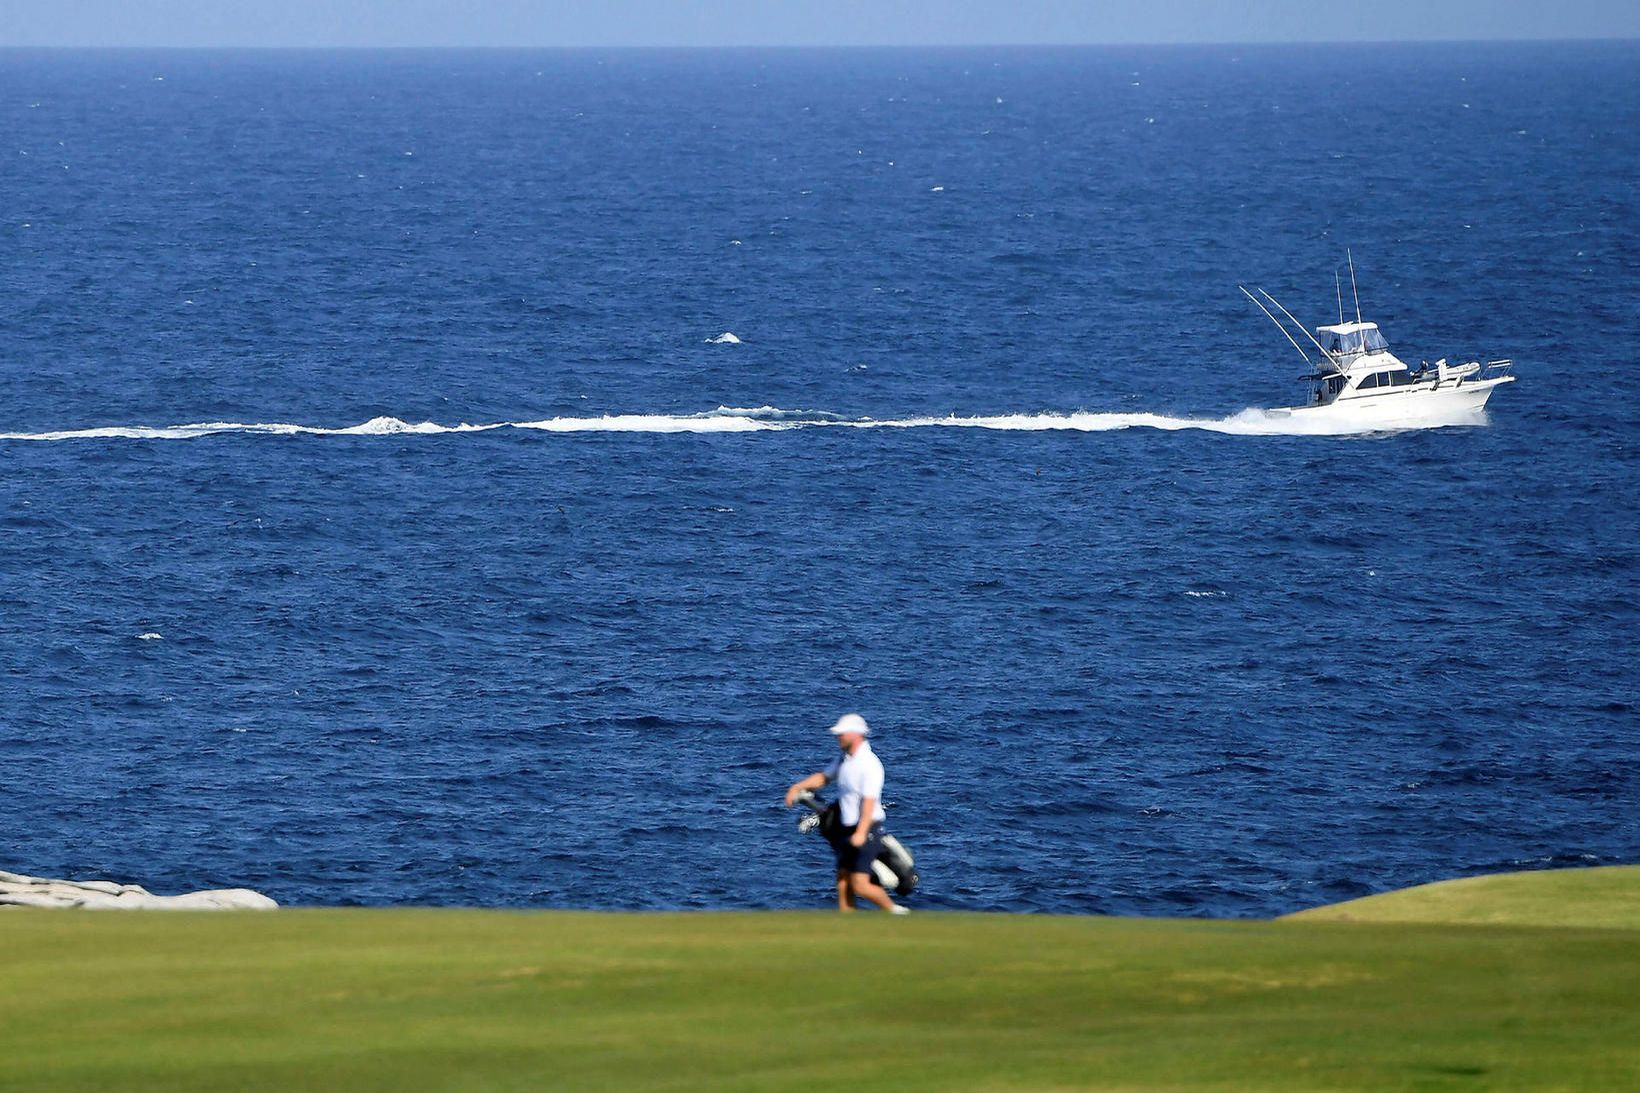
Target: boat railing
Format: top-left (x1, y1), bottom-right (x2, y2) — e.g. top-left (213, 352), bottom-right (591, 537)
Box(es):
top-left (1485, 359), bottom-right (1514, 375)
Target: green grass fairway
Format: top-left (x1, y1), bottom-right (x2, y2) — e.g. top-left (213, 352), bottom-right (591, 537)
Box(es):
top-left (1284, 863), bottom-right (1640, 929)
top-left (3, 869), bottom-right (1637, 1091)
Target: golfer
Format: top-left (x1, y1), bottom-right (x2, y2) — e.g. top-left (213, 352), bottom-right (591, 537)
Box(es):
top-left (783, 713), bottom-right (909, 914)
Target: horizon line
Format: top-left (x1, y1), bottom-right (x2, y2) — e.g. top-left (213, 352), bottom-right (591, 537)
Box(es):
top-left (2, 37), bottom-right (1636, 51)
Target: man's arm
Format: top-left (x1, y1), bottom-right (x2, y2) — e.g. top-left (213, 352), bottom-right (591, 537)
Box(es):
top-left (849, 797), bottom-right (878, 847)
top-left (784, 771), bottom-right (830, 807)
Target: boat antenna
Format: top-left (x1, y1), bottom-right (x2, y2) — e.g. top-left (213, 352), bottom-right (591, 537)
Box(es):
top-left (1259, 288), bottom-right (1338, 362)
top-left (1239, 285), bottom-right (1312, 365)
top-left (1347, 248), bottom-right (1362, 323)
top-left (1335, 269), bottom-right (1345, 325)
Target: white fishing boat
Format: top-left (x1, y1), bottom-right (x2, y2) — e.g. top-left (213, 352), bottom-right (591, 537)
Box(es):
top-left (1243, 255), bottom-right (1515, 426)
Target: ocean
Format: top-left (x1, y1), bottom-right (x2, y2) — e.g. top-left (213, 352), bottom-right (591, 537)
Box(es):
top-left (1, 43), bottom-right (1634, 914)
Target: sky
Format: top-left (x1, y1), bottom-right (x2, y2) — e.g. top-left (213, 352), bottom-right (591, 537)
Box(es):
top-left (1, 0), bottom-right (1637, 48)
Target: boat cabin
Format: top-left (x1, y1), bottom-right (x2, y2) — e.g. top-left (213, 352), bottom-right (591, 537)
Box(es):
top-left (1308, 321), bottom-right (1418, 404)
top-left (1317, 321), bottom-right (1390, 361)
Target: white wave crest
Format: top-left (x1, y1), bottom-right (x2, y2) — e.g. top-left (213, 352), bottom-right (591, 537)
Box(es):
top-left (709, 405), bottom-right (843, 422)
top-left (0, 404), bottom-right (1488, 443)
top-left (705, 332), bottom-right (741, 344)
top-left (329, 416), bottom-right (496, 436)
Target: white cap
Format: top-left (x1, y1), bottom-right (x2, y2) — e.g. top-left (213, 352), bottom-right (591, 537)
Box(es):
top-left (827, 713), bottom-right (870, 736)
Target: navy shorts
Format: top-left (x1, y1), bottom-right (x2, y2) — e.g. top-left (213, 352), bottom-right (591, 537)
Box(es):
top-left (834, 822), bottom-right (885, 875)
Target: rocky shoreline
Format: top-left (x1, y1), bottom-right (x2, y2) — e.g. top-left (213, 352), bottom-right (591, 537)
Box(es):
top-left (0, 869), bottom-right (276, 911)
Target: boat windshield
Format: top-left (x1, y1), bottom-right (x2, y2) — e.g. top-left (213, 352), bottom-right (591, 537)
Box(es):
top-left (1323, 327), bottom-right (1389, 356)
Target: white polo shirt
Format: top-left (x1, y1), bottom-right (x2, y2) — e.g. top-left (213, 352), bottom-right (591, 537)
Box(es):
top-left (826, 740), bottom-right (887, 827)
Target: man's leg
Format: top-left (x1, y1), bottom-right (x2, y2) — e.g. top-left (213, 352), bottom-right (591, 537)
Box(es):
top-left (836, 868), bottom-right (856, 912)
top-left (849, 870), bottom-right (899, 912)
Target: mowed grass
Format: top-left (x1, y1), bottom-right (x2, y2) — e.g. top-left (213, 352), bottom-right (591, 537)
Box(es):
top-left (1, 868), bottom-right (1636, 1092)
top-left (1285, 863), bottom-right (1640, 929)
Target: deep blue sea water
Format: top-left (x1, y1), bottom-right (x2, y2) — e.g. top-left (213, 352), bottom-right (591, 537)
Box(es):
top-left (1, 44), bottom-right (1635, 914)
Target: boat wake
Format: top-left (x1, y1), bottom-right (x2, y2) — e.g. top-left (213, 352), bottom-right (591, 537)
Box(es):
top-left (0, 405), bottom-right (1489, 443)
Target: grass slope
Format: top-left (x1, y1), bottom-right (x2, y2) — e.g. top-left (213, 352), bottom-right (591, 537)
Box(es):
top-left (2, 868), bottom-right (1636, 1091)
top-left (1284, 864), bottom-right (1640, 929)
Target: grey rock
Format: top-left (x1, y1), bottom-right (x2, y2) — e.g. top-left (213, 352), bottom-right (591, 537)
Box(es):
top-left (0, 870), bottom-right (277, 911)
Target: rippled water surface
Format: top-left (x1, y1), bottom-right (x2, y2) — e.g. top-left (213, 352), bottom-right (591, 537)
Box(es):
top-left (1, 44), bottom-right (1635, 914)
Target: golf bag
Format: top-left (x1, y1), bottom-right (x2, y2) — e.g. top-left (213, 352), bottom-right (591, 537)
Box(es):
top-left (794, 790), bottom-right (919, 896)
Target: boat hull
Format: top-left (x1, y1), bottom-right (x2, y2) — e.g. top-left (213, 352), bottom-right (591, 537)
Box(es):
top-left (1274, 376), bottom-right (1513, 426)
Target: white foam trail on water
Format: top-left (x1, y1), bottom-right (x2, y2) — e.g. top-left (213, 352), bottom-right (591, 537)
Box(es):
top-left (824, 407), bottom-right (1485, 436)
top-left (512, 413), bottom-right (775, 433)
top-left (0, 416), bottom-right (500, 441)
top-left (0, 405), bottom-right (1488, 442)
